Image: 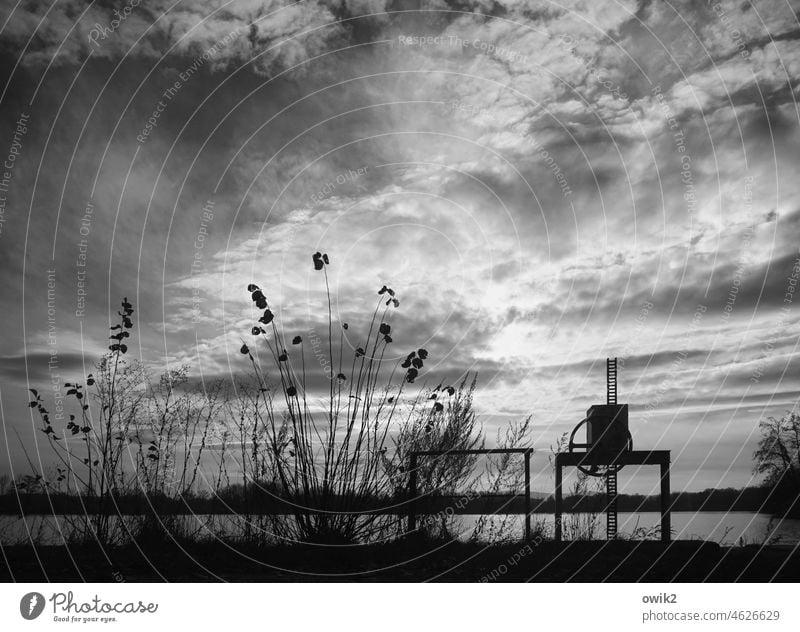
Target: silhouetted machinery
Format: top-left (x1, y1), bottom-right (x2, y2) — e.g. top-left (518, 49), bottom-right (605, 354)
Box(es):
top-left (566, 358), bottom-right (631, 538)
top-left (555, 358), bottom-right (672, 542)
top-left (568, 358), bottom-right (632, 475)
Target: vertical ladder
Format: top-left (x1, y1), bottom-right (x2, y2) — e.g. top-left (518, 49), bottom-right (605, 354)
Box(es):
top-left (606, 357), bottom-right (618, 538)
top-left (606, 470), bottom-right (618, 539)
top-left (607, 357), bottom-right (617, 405)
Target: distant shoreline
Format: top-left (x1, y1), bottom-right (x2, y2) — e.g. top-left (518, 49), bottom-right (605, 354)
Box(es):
top-left (1, 486), bottom-right (795, 518)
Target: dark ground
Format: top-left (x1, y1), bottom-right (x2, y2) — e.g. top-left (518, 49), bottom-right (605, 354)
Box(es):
top-left (2, 538), bottom-right (798, 582)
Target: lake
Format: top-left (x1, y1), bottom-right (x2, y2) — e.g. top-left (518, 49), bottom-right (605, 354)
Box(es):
top-left (2, 512), bottom-right (799, 546)
top-left (457, 512), bottom-right (800, 545)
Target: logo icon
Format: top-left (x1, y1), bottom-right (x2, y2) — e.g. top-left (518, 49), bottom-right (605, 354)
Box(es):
top-left (20, 592), bottom-right (45, 620)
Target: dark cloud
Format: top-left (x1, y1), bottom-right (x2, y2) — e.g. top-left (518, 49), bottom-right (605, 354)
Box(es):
top-left (0, 351), bottom-right (89, 385)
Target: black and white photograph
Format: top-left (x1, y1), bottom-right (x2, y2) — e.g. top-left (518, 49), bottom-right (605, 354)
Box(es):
top-left (0, 0), bottom-right (799, 619)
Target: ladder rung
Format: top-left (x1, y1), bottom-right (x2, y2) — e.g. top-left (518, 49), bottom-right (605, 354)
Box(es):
top-left (607, 357), bottom-right (618, 405)
top-left (607, 469), bottom-right (618, 538)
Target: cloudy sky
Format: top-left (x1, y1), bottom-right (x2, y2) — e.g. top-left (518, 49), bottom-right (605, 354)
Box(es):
top-left (1, 0), bottom-right (799, 494)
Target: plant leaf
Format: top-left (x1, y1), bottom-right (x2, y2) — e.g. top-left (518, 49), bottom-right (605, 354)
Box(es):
top-left (259, 309), bottom-right (274, 324)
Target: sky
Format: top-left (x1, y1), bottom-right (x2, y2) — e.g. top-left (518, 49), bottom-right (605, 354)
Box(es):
top-left (0, 0), bottom-right (799, 495)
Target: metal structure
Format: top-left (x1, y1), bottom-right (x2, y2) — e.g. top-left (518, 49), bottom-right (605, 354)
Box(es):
top-left (555, 358), bottom-right (672, 542)
top-left (407, 448), bottom-right (534, 541)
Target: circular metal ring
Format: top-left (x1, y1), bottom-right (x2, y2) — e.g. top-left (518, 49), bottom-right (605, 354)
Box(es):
top-left (567, 418), bottom-right (633, 477)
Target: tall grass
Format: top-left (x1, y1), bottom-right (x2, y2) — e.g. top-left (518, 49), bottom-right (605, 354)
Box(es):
top-left (27, 299), bottom-right (229, 545)
top-left (28, 298), bottom-right (143, 544)
top-left (240, 252), bottom-right (433, 543)
top-left (21, 252), bottom-right (535, 546)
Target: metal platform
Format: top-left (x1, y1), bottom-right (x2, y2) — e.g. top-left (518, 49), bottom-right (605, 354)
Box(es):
top-left (407, 448), bottom-right (535, 541)
top-left (554, 449), bottom-right (671, 543)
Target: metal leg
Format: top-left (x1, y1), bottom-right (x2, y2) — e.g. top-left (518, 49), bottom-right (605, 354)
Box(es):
top-left (660, 461), bottom-right (671, 543)
top-left (524, 451), bottom-right (531, 542)
top-left (555, 461), bottom-right (563, 542)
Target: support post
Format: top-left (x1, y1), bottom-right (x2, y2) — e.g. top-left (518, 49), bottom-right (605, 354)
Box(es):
top-left (660, 460), bottom-right (671, 543)
top-left (408, 453), bottom-right (417, 534)
top-left (554, 457), bottom-right (563, 542)
top-left (524, 450), bottom-right (531, 542)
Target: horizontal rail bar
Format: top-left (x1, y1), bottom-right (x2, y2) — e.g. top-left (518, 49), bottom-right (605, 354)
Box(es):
top-left (410, 448), bottom-right (533, 456)
top-left (0, 494), bottom-right (547, 516)
top-left (555, 450), bottom-right (670, 467)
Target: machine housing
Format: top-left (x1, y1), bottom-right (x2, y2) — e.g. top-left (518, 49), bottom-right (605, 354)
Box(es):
top-left (586, 404), bottom-right (629, 458)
